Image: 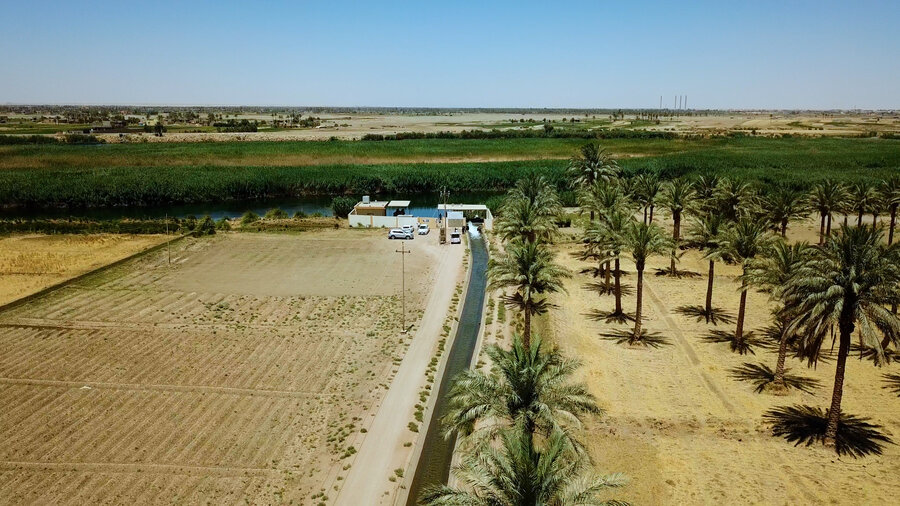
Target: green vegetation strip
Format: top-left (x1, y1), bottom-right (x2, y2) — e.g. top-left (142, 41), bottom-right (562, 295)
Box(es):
top-left (0, 137), bottom-right (896, 208)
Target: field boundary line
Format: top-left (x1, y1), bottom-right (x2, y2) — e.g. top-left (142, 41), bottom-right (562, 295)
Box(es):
top-left (0, 460), bottom-right (275, 477)
top-left (0, 377), bottom-right (335, 399)
top-left (0, 233), bottom-right (189, 316)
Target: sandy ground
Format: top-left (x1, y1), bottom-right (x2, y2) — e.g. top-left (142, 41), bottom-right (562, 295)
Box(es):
top-left (0, 234), bottom-right (168, 306)
top-left (0, 229), bottom-right (447, 505)
top-left (72, 111), bottom-right (899, 143)
top-left (543, 217), bottom-right (900, 505)
top-left (338, 236), bottom-right (464, 505)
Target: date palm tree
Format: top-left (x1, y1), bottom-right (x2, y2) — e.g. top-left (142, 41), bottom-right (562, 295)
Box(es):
top-left (496, 174), bottom-right (562, 244)
top-left (567, 143), bottom-right (620, 221)
top-left (659, 177), bottom-right (697, 274)
top-left (714, 178), bottom-right (757, 222)
top-left (763, 188), bottom-right (809, 237)
top-left (848, 181), bottom-right (880, 227)
top-left (684, 212), bottom-right (732, 324)
top-left (744, 241), bottom-right (811, 389)
top-left (783, 225), bottom-right (900, 447)
top-left (443, 334), bottom-right (600, 446)
top-left (633, 173), bottom-right (662, 224)
top-left (584, 210), bottom-right (633, 319)
top-left (626, 222), bottom-right (672, 338)
top-left (423, 425), bottom-right (626, 506)
top-left (489, 242), bottom-right (570, 348)
top-left (721, 219), bottom-right (776, 352)
top-left (692, 174), bottom-right (722, 213)
top-left (881, 177), bottom-right (900, 245)
top-left (808, 180), bottom-right (849, 245)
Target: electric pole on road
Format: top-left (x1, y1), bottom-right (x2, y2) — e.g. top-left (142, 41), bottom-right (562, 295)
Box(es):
top-left (395, 241), bottom-right (411, 333)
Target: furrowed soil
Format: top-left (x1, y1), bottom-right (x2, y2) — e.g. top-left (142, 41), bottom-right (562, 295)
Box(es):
top-left (545, 218), bottom-right (900, 505)
top-left (0, 229), bottom-right (445, 504)
top-left (0, 234), bottom-right (168, 306)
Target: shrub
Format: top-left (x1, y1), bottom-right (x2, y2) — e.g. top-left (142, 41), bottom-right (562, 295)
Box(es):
top-left (193, 215), bottom-right (216, 236)
top-left (330, 196), bottom-right (357, 218)
top-left (293, 210), bottom-right (307, 219)
top-left (264, 208), bottom-right (289, 220)
top-left (241, 211), bottom-right (260, 225)
top-left (215, 217), bottom-right (232, 231)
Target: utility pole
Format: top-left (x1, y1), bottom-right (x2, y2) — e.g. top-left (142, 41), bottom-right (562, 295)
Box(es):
top-left (440, 186), bottom-right (450, 245)
top-left (395, 241), bottom-right (411, 333)
top-left (165, 213), bottom-right (171, 265)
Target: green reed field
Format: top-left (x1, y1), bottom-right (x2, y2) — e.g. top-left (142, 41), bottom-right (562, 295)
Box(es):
top-left (0, 137), bottom-right (897, 208)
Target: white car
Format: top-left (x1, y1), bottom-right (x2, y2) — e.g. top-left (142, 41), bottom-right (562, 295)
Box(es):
top-left (389, 228), bottom-right (413, 240)
top-left (401, 225), bottom-right (416, 235)
top-left (450, 231), bottom-right (461, 244)
top-left (418, 223), bottom-right (429, 235)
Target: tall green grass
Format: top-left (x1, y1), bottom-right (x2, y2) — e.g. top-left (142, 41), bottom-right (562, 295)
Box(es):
top-left (0, 137), bottom-right (896, 208)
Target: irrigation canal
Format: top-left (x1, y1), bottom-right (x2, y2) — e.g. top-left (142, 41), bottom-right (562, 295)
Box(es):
top-left (0, 192), bottom-right (503, 221)
top-left (406, 223), bottom-right (488, 504)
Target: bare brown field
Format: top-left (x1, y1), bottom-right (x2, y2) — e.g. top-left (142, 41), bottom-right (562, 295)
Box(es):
top-left (0, 229), bottom-right (445, 505)
top-left (86, 111), bottom-right (899, 143)
top-left (0, 234), bottom-right (168, 306)
top-left (544, 218), bottom-right (900, 505)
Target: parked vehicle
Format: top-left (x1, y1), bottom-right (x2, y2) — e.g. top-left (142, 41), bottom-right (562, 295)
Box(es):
top-left (389, 228), bottom-right (413, 240)
top-left (450, 231), bottom-right (461, 244)
top-left (418, 223), bottom-right (429, 235)
top-left (401, 225), bottom-right (416, 234)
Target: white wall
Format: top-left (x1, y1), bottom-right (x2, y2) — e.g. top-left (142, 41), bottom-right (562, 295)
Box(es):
top-left (349, 214), bottom-right (420, 229)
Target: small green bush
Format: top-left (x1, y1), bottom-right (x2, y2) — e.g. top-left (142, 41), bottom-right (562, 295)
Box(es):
top-left (193, 215), bottom-right (216, 236)
top-left (265, 208), bottom-right (289, 219)
top-left (330, 196), bottom-right (357, 218)
top-left (241, 211), bottom-right (260, 225)
top-left (215, 217), bottom-right (232, 231)
top-left (293, 210), bottom-right (307, 219)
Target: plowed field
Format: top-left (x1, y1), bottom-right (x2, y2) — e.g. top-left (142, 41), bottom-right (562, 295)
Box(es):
top-left (0, 229), bottom-right (441, 504)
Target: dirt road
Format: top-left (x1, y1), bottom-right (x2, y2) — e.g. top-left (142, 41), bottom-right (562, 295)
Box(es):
top-left (337, 240), bottom-right (464, 505)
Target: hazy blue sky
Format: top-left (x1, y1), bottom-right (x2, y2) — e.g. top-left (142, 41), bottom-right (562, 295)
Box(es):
top-left (2, 1), bottom-right (897, 109)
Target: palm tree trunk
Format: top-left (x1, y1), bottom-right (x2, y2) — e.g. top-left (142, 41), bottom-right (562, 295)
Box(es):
top-left (604, 261), bottom-right (611, 287)
top-left (889, 205), bottom-right (897, 245)
top-left (642, 207), bottom-right (648, 225)
top-left (705, 260), bottom-right (715, 322)
top-left (671, 212), bottom-right (681, 273)
top-left (523, 300), bottom-right (532, 349)
top-left (614, 257), bottom-right (622, 314)
top-left (873, 213), bottom-right (878, 226)
top-left (773, 327), bottom-right (789, 387)
top-left (827, 214), bottom-right (834, 236)
top-left (590, 210), bottom-right (595, 222)
top-left (819, 213), bottom-right (826, 245)
top-left (649, 204), bottom-right (655, 223)
top-left (781, 218), bottom-right (788, 237)
top-left (825, 317), bottom-right (853, 446)
top-left (633, 266), bottom-right (644, 336)
top-left (857, 211), bottom-right (863, 227)
top-left (735, 282), bottom-right (748, 345)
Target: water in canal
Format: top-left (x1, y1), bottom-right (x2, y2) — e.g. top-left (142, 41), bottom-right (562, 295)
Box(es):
top-left (406, 223), bottom-right (488, 504)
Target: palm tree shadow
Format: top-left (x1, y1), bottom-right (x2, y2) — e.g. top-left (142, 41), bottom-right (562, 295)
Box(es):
top-left (850, 345), bottom-right (900, 364)
top-left (728, 362), bottom-right (820, 394)
top-left (582, 282), bottom-right (634, 297)
top-left (673, 304), bottom-right (735, 325)
top-left (882, 373), bottom-right (900, 396)
top-left (654, 267), bottom-right (702, 278)
top-left (600, 328), bottom-right (670, 348)
top-left (764, 405), bottom-right (893, 457)
top-left (699, 330), bottom-right (768, 355)
top-left (584, 309), bottom-right (636, 324)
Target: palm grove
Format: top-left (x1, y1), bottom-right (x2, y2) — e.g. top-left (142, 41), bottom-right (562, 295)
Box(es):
top-left (421, 144), bottom-right (900, 504)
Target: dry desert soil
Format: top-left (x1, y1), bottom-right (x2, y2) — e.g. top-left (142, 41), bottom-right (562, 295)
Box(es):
top-left (543, 217), bottom-right (900, 505)
top-left (0, 229), bottom-right (459, 505)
